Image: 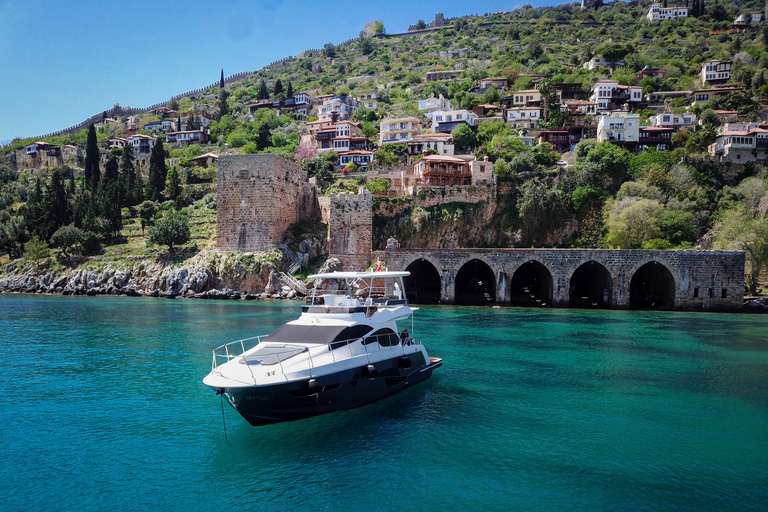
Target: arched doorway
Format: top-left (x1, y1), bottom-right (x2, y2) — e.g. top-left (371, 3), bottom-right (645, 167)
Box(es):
top-left (509, 261), bottom-right (553, 307)
top-left (630, 262), bottom-right (676, 310)
top-left (403, 259), bottom-right (442, 304)
top-left (455, 259), bottom-right (496, 305)
top-left (569, 261), bottom-right (612, 308)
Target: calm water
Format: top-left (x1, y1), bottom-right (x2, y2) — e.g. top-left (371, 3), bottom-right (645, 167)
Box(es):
top-left (1, 295), bottom-right (767, 512)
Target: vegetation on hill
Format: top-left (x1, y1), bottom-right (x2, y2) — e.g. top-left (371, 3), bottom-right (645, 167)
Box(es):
top-left (1, 0), bottom-right (768, 291)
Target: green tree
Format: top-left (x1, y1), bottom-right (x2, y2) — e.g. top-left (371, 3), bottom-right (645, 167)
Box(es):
top-left (24, 235), bottom-right (50, 269)
top-left (137, 200), bottom-right (158, 235)
top-left (257, 81), bottom-right (268, 100)
top-left (604, 198), bottom-right (665, 248)
top-left (274, 79), bottom-right (283, 95)
top-left (366, 177), bottom-right (391, 194)
top-left (166, 167), bottom-right (182, 208)
top-left (119, 144), bottom-right (141, 207)
top-left (451, 124), bottom-right (476, 152)
top-left (145, 140), bottom-right (167, 201)
top-left (286, 81), bottom-right (293, 97)
top-left (84, 124), bottom-right (100, 191)
top-left (217, 88), bottom-right (230, 120)
top-left (323, 43), bottom-right (337, 59)
top-left (0, 216), bottom-right (30, 258)
top-left (148, 209), bottom-right (190, 253)
top-left (50, 224), bottom-right (84, 257)
top-left (40, 169), bottom-right (70, 240)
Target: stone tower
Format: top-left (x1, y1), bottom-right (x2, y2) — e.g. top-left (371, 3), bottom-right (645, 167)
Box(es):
top-left (328, 191), bottom-right (373, 271)
top-left (217, 154), bottom-right (315, 251)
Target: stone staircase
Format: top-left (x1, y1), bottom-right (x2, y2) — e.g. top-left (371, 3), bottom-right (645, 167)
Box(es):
top-left (277, 244), bottom-right (307, 295)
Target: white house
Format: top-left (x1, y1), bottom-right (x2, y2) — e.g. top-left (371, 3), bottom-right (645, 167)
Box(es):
top-left (597, 112), bottom-right (640, 144)
top-left (129, 134), bottom-right (156, 154)
top-left (647, 3), bottom-right (688, 22)
top-left (431, 109), bottom-right (478, 132)
top-left (701, 60), bottom-right (732, 84)
top-left (582, 56), bottom-right (625, 70)
top-left (406, 133), bottom-right (455, 156)
top-left (709, 128), bottom-right (768, 163)
top-left (590, 81), bottom-right (642, 110)
top-left (419, 94), bottom-right (454, 120)
top-left (506, 107), bottom-right (541, 130)
top-left (380, 117), bottom-right (422, 145)
top-left (649, 113), bottom-right (697, 128)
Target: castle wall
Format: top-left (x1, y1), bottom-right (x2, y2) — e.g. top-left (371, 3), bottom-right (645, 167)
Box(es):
top-left (217, 154), bottom-right (314, 251)
top-left (327, 191), bottom-right (373, 271)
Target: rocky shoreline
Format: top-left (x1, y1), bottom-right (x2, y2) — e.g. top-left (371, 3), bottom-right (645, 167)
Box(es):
top-left (0, 250), bottom-right (312, 301)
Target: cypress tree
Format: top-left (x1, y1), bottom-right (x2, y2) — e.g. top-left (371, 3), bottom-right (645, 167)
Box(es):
top-left (220, 69), bottom-right (224, 89)
top-left (274, 79), bottom-right (283, 95)
top-left (166, 166), bottom-right (181, 209)
top-left (287, 81), bottom-right (293, 98)
top-left (103, 154), bottom-right (119, 186)
top-left (146, 139), bottom-right (167, 201)
top-left (84, 124), bottom-right (100, 191)
top-left (41, 170), bottom-right (70, 240)
top-left (258, 81), bottom-right (268, 100)
top-left (218, 89), bottom-right (230, 120)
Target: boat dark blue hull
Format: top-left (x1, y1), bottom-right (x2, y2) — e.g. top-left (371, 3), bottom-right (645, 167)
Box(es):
top-left (224, 354), bottom-right (441, 426)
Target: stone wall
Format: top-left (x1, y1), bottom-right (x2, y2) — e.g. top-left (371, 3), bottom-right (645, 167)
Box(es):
top-left (217, 154), bottom-right (315, 251)
top-left (374, 184), bottom-right (495, 216)
top-left (385, 248), bottom-right (746, 311)
top-left (327, 191), bottom-right (373, 271)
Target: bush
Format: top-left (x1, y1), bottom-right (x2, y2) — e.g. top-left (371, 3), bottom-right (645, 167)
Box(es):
top-left (51, 224), bottom-right (84, 257)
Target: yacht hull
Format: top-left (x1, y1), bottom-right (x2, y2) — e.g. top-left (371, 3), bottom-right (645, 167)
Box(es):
top-left (222, 354), bottom-right (441, 426)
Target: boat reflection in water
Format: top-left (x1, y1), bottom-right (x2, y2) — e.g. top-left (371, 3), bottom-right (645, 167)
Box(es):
top-left (202, 271), bottom-right (442, 426)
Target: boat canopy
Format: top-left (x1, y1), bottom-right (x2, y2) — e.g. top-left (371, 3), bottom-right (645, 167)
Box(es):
top-left (308, 271), bottom-right (410, 280)
top-left (264, 323), bottom-right (373, 345)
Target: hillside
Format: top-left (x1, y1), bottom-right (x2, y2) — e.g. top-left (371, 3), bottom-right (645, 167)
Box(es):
top-left (1, 0), bottom-right (768, 296)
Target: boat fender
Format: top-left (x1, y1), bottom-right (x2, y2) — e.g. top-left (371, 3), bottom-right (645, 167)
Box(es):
top-left (305, 378), bottom-right (319, 393)
top-left (364, 364), bottom-right (377, 379)
top-left (399, 357), bottom-right (412, 369)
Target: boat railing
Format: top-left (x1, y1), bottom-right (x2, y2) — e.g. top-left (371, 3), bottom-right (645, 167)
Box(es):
top-left (211, 335), bottom-right (268, 371)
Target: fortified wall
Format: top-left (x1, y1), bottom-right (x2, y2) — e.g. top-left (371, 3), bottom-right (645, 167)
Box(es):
top-left (385, 248), bottom-right (746, 312)
top-left (319, 191), bottom-right (373, 271)
top-left (217, 154), bottom-right (316, 251)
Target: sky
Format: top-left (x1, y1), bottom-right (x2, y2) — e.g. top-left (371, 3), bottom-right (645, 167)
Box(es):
top-left (0, 0), bottom-right (560, 143)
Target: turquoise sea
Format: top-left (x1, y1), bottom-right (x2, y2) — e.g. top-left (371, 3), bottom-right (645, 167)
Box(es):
top-left (1, 294), bottom-right (767, 512)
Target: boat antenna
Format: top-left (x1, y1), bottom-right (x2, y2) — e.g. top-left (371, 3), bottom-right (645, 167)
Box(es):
top-left (217, 388), bottom-right (230, 444)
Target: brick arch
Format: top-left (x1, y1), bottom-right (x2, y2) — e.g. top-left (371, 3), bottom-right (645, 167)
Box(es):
top-left (626, 258), bottom-right (679, 310)
top-left (507, 257), bottom-right (558, 281)
top-left (568, 259), bottom-right (613, 308)
top-left (454, 256), bottom-right (499, 305)
top-left (508, 258), bottom-right (557, 307)
top-left (454, 254), bottom-right (503, 279)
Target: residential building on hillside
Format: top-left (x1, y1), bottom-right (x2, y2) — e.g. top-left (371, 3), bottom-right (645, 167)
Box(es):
top-left (506, 107), bottom-right (541, 130)
top-left (501, 89), bottom-right (542, 107)
top-left (94, 118), bottom-right (120, 129)
top-left (356, 92), bottom-right (378, 110)
top-left (582, 56), bottom-right (625, 71)
top-left (127, 116), bottom-right (142, 131)
top-left (104, 137), bottom-right (129, 150)
top-left (639, 127), bottom-right (674, 151)
top-left (637, 66), bottom-right (665, 80)
top-left (649, 113), bottom-right (697, 128)
top-left (470, 158), bottom-right (495, 185)
top-left (646, 3), bottom-right (688, 22)
top-left (709, 127), bottom-right (768, 163)
top-left (318, 95), bottom-right (357, 120)
top-left (597, 112), bottom-right (640, 148)
top-left (692, 85), bottom-right (743, 104)
top-left (306, 117), bottom-right (335, 136)
top-left (590, 81), bottom-right (642, 111)
top-left (473, 104), bottom-right (502, 117)
top-left (166, 130), bottom-right (209, 145)
top-left (129, 134), bottom-right (156, 154)
top-left (538, 130), bottom-right (571, 152)
top-left (419, 94), bottom-right (454, 122)
top-left (339, 150), bottom-right (374, 168)
top-left (191, 152), bottom-right (218, 168)
top-left (473, 77), bottom-right (509, 94)
top-left (645, 90), bottom-right (692, 104)
top-left (413, 154), bottom-right (472, 186)
top-left (562, 100), bottom-right (596, 116)
top-left (180, 112), bottom-right (213, 131)
top-left (701, 60), bottom-right (732, 84)
top-left (432, 109), bottom-right (478, 133)
top-left (380, 117), bottom-right (422, 145)
top-left (406, 133), bottom-right (455, 157)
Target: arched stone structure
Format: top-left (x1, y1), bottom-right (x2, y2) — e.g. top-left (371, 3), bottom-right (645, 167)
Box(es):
top-left (454, 258), bottom-right (497, 305)
top-left (629, 261), bottom-right (676, 310)
top-left (509, 260), bottom-right (553, 307)
top-left (404, 258), bottom-right (442, 304)
top-left (385, 248), bottom-right (745, 311)
top-left (569, 261), bottom-right (612, 308)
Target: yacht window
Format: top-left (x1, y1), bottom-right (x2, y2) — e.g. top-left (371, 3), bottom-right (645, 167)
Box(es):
top-left (329, 325), bottom-right (373, 349)
top-left (363, 328), bottom-right (399, 347)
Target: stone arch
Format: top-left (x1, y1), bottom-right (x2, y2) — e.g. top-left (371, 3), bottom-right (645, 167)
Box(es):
top-left (569, 260), bottom-right (612, 308)
top-left (404, 258), bottom-right (442, 304)
top-left (629, 261), bottom-right (676, 310)
top-left (509, 260), bottom-right (554, 307)
top-left (455, 258), bottom-right (497, 305)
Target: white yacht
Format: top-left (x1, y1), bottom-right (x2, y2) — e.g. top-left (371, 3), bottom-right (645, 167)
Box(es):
top-left (202, 271), bottom-right (442, 426)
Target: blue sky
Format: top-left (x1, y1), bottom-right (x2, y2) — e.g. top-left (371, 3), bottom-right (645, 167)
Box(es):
top-left (0, 0), bottom-right (560, 143)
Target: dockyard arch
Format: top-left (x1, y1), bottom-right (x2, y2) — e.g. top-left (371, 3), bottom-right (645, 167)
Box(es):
top-left (629, 261), bottom-right (676, 310)
top-left (404, 259), bottom-right (442, 304)
top-left (509, 260), bottom-right (553, 307)
top-left (569, 261), bottom-right (612, 308)
top-left (455, 258), bottom-right (496, 305)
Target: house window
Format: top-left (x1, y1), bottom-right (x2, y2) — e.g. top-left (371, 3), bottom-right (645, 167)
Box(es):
top-left (721, 288), bottom-right (727, 299)
top-left (693, 287), bottom-right (699, 298)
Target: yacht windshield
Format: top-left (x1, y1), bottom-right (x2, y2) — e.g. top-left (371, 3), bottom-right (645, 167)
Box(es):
top-left (264, 324), bottom-right (350, 345)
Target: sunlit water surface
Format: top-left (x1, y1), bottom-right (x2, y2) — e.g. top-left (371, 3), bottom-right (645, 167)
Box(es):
top-left (1, 295), bottom-right (767, 511)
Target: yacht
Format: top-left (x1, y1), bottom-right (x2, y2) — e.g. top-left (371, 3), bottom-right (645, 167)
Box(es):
top-left (202, 271), bottom-right (442, 426)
